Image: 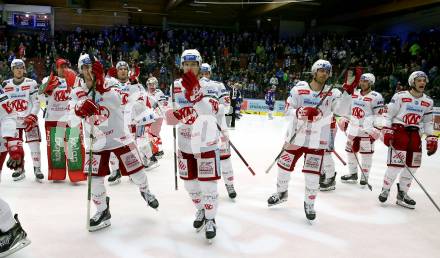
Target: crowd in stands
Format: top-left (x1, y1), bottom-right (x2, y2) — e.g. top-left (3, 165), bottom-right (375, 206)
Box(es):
top-left (1, 26), bottom-right (439, 104)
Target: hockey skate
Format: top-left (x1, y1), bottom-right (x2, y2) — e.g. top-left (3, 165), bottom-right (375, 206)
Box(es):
top-left (205, 219), bottom-right (216, 244)
top-left (89, 197), bottom-right (111, 232)
top-left (359, 174), bottom-right (369, 187)
top-left (396, 183), bottom-right (416, 209)
top-left (225, 184), bottom-right (237, 199)
top-left (154, 151), bottom-right (164, 160)
top-left (33, 167), bottom-right (44, 183)
top-left (341, 173), bottom-right (358, 184)
top-left (108, 169), bottom-right (122, 185)
top-left (267, 191), bottom-right (288, 207)
top-left (304, 202), bottom-right (316, 223)
top-left (193, 209), bottom-right (205, 232)
top-left (0, 214), bottom-right (31, 258)
top-left (378, 188), bottom-right (390, 203)
top-left (144, 155), bottom-right (159, 171)
top-left (320, 173), bottom-right (336, 191)
top-left (140, 190), bottom-right (159, 210)
top-left (12, 169), bottom-right (25, 182)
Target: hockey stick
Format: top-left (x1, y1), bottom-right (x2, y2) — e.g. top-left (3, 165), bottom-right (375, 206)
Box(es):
top-left (171, 70), bottom-right (178, 191)
top-left (342, 131), bottom-right (373, 191)
top-left (332, 150), bottom-right (347, 166)
top-left (86, 53), bottom-right (97, 230)
top-left (265, 56), bottom-right (352, 174)
top-left (389, 141), bottom-right (440, 213)
top-left (216, 124), bottom-right (255, 176)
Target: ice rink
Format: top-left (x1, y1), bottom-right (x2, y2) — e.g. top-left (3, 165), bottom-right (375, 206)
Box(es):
top-left (1, 114), bottom-right (439, 258)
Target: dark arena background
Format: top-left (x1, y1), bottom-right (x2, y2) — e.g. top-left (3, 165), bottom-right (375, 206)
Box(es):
top-left (0, 1), bottom-right (439, 258)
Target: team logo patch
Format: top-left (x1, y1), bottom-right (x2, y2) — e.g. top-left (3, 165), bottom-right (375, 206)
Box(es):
top-left (21, 85), bottom-right (30, 91)
top-left (198, 158), bottom-right (216, 178)
top-left (402, 98), bottom-right (412, 103)
top-left (10, 99), bottom-right (28, 112)
top-left (278, 151), bottom-right (294, 169)
top-left (84, 154), bottom-right (101, 175)
top-left (352, 107), bottom-right (365, 119)
top-left (4, 87), bottom-right (13, 92)
top-left (403, 113), bottom-right (421, 125)
top-left (421, 101), bottom-right (430, 107)
top-left (303, 153), bottom-right (322, 173)
top-left (54, 90), bottom-right (69, 102)
top-left (178, 159), bottom-right (189, 177)
top-left (120, 150), bottom-right (142, 173)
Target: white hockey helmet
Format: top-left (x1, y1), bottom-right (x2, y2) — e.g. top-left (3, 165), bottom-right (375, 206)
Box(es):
top-left (360, 73), bottom-right (375, 85)
top-left (200, 63), bottom-right (211, 73)
top-left (11, 59), bottom-right (25, 70)
top-left (180, 49), bottom-right (202, 68)
top-left (146, 76), bottom-right (158, 86)
top-left (311, 59), bottom-right (332, 76)
top-left (408, 71), bottom-right (429, 87)
top-left (116, 61), bottom-right (128, 70)
top-left (78, 54), bottom-right (92, 72)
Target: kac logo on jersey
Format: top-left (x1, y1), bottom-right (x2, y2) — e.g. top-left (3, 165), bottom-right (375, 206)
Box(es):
top-left (10, 99), bottom-right (28, 112)
top-left (54, 90), bottom-right (69, 102)
top-left (403, 113), bottom-right (421, 125)
top-left (352, 107), bottom-right (365, 119)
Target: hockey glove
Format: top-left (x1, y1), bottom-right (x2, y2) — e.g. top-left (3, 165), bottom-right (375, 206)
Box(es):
top-left (296, 106), bottom-right (322, 122)
top-left (6, 138), bottom-right (24, 170)
top-left (75, 98), bottom-right (99, 118)
top-left (426, 135), bottom-right (438, 156)
top-left (23, 114), bottom-right (38, 132)
top-left (337, 117), bottom-right (349, 132)
top-left (381, 127), bottom-right (394, 147)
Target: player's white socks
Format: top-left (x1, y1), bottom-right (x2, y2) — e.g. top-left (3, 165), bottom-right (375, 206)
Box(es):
top-left (129, 171), bottom-right (150, 192)
top-left (398, 167), bottom-right (417, 193)
top-left (91, 177), bottom-right (107, 212)
top-left (347, 152), bottom-right (358, 175)
top-left (29, 142), bottom-right (41, 168)
top-left (0, 197), bottom-right (15, 232)
top-left (109, 153), bottom-right (119, 174)
top-left (221, 158), bottom-right (234, 186)
top-left (382, 166), bottom-right (402, 190)
top-left (304, 173), bottom-right (319, 205)
top-left (199, 181), bottom-right (218, 220)
top-left (360, 153), bottom-right (373, 179)
top-left (277, 168), bottom-right (291, 193)
top-left (323, 151), bottom-right (335, 178)
top-left (183, 180), bottom-right (203, 210)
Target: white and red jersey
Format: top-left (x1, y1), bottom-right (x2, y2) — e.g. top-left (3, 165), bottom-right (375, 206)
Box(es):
top-left (146, 88), bottom-right (168, 117)
top-left (41, 76), bottom-right (77, 124)
top-left (0, 88), bottom-right (18, 139)
top-left (385, 90), bottom-right (434, 135)
top-left (346, 89), bottom-right (385, 137)
top-left (1, 77), bottom-right (39, 129)
top-left (71, 77), bottom-right (155, 151)
top-left (285, 83), bottom-right (352, 149)
top-left (171, 78), bottom-right (220, 154)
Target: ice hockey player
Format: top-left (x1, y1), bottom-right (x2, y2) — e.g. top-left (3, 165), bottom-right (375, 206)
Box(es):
top-left (145, 76), bottom-right (168, 159)
top-left (338, 73), bottom-right (384, 186)
top-left (200, 62), bottom-right (237, 200)
top-left (267, 60), bottom-right (358, 222)
top-left (165, 50), bottom-right (221, 243)
top-left (378, 71), bottom-right (437, 209)
top-left (1, 59), bottom-right (43, 182)
top-left (0, 85), bottom-right (30, 257)
top-left (39, 58), bottom-right (86, 182)
top-left (265, 85), bottom-right (276, 120)
top-left (71, 54), bottom-right (159, 231)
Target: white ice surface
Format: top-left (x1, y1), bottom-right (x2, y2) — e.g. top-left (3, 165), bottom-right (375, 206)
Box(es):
top-left (1, 114), bottom-right (439, 258)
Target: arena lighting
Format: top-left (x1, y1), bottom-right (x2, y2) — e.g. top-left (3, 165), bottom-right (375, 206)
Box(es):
top-left (194, 0), bottom-right (315, 4)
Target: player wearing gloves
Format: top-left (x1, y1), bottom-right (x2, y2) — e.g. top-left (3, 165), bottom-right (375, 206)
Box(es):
top-left (1, 59), bottom-right (43, 182)
top-left (378, 71), bottom-right (437, 209)
top-left (165, 50), bottom-right (221, 243)
top-left (267, 59), bottom-right (356, 222)
top-left (71, 54), bottom-right (159, 231)
top-left (338, 73), bottom-right (384, 186)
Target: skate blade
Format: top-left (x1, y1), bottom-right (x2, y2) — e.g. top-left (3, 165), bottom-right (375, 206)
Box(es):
top-left (13, 175), bottom-right (25, 182)
top-left (0, 238), bottom-right (31, 258)
top-left (108, 178), bottom-right (121, 186)
top-left (341, 180), bottom-right (357, 184)
top-left (396, 201), bottom-right (415, 209)
top-left (268, 199), bottom-right (287, 207)
top-left (88, 220), bottom-right (111, 232)
top-left (195, 222), bottom-right (206, 233)
top-left (319, 187), bottom-right (336, 192)
top-left (35, 177), bottom-right (43, 183)
top-left (145, 163), bottom-right (160, 171)
top-left (207, 238), bottom-right (214, 245)
top-left (307, 219), bottom-right (315, 225)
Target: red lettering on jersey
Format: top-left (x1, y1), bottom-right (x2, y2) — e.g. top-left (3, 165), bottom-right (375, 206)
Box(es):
top-left (4, 87), bottom-right (13, 92)
top-left (76, 91), bottom-right (87, 98)
top-left (352, 107), bottom-right (365, 119)
top-left (298, 89), bottom-right (310, 95)
top-left (175, 107), bottom-right (198, 125)
top-left (421, 101), bottom-right (430, 107)
top-left (21, 85), bottom-right (30, 91)
top-left (363, 97), bottom-right (372, 102)
top-left (352, 94), bottom-right (358, 98)
top-left (209, 99), bottom-right (219, 113)
top-left (403, 113), bottom-right (421, 125)
top-left (224, 96), bottom-right (231, 104)
top-left (1, 102), bottom-right (13, 114)
top-left (121, 92), bottom-right (129, 105)
top-left (54, 90), bottom-right (69, 102)
top-left (319, 92), bottom-right (333, 98)
top-left (10, 99), bottom-right (28, 112)
top-left (402, 98), bottom-right (412, 103)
